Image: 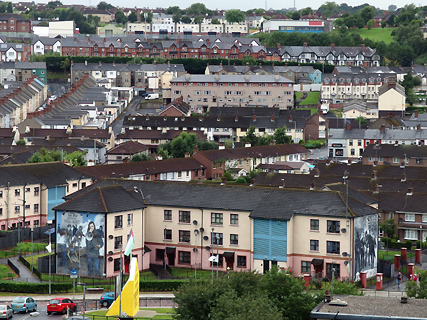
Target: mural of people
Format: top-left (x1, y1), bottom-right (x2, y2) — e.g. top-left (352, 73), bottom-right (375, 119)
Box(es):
top-left (353, 215), bottom-right (378, 281)
top-left (86, 221), bottom-right (103, 277)
top-left (56, 212), bottom-right (105, 277)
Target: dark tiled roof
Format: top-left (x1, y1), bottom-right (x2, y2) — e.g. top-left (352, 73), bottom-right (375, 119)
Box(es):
top-left (117, 129), bottom-right (206, 141)
top-left (376, 192), bottom-right (427, 213)
top-left (0, 162), bottom-right (90, 187)
top-left (75, 157), bottom-right (205, 180)
top-left (362, 144), bottom-right (427, 159)
top-left (0, 145), bottom-right (80, 156)
top-left (63, 180), bottom-right (378, 220)
top-left (54, 185), bottom-right (146, 213)
top-left (107, 141), bottom-right (148, 155)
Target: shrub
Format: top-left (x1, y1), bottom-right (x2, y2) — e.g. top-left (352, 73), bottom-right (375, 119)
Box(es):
top-left (0, 281), bottom-right (72, 293)
top-left (140, 279), bottom-right (188, 291)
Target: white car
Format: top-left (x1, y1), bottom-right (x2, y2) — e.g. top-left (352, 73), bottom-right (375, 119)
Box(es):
top-left (0, 305), bottom-right (12, 319)
top-left (50, 95), bottom-right (57, 100)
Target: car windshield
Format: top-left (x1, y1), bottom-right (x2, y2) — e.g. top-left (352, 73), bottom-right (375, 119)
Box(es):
top-left (13, 298), bottom-right (25, 303)
top-left (0, 306), bottom-right (6, 310)
top-left (49, 300), bottom-right (60, 304)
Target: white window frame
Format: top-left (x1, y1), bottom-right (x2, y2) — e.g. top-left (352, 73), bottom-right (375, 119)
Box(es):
top-left (405, 213), bottom-right (415, 222)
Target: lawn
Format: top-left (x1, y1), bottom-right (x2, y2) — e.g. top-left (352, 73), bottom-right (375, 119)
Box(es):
top-left (295, 92), bottom-right (303, 100)
top-left (378, 249), bottom-right (415, 261)
top-left (170, 267), bottom-right (224, 279)
top-left (345, 27), bottom-right (395, 44)
top-left (0, 242), bottom-right (50, 259)
top-left (86, 307), bottom-right (174, 320)
top-left (0, 265), bottom-right (17, 280)
top-left (299, 92), bottom-right (320, 106)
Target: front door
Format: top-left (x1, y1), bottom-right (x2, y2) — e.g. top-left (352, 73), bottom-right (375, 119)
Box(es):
top-left (263, 260), bottom-right (270, 274)
top-left (226, 258), bottom-right (234, 270)
top-left (167, 252), bottom-right (175, 266)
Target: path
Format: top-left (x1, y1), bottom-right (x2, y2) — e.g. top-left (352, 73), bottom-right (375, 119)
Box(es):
top-left (8, 255), bottom-right (41, 283)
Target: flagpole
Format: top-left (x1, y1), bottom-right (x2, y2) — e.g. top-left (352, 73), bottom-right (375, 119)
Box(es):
top-left (49, 231), bottom-right (51, 296)
top-left (119, 246), bottom-right (122, 318)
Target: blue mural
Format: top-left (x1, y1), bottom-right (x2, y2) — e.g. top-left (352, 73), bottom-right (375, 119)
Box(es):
top-left (254, 219), bottom-right (287, 262)
top-left (56, 211), bottom-right (105, 277)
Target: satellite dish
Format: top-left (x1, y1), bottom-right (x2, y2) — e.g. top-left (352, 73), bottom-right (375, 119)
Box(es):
top-left (203, 236), bottom-right (209, 241)
top-left (341, 228), bottom-right (347, 233)
top-left (193, 220), bottom-right (198, 225)
top-left (205, 246), bottom-right (211, 250)
top-left (342, 252), bottom-right (348, 257)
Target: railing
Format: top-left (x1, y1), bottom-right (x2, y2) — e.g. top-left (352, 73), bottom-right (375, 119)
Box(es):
top-left (7, 258), bottom-right (20, 277)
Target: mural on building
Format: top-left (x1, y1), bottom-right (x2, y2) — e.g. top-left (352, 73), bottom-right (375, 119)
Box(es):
top-left (353, 215), bottom-right (378, 281)
top-left (56, 211), bottom-right (105, 277)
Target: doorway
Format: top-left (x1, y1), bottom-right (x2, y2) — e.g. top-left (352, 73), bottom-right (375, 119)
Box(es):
top-left (263, 260), bottom-right (270, 274)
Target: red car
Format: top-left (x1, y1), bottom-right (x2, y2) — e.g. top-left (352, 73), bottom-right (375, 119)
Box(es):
top-left (47, 298), bottom-right (77, 315)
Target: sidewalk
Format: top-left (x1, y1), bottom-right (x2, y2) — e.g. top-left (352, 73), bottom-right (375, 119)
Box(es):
top-left (8, 255), bottom-right (41, 283)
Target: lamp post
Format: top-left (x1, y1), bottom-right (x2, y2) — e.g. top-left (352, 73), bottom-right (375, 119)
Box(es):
top-left (216, 233), bottom-right (220, 278)
top-left (194, 229), bottom-right (199, 279)
top-left (31, 228), bottom-right (33, 273)
top-left (164, 226), bottom-right (167, 271)
top-left (17, 218), bottom-right (20, 258)
top-left (211, 228), bottom-right (214, 284)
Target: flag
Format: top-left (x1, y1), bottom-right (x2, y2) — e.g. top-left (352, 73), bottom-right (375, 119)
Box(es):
top-left (124, 229), bottom-right (134, 256)
top-left (46, 242), bottom-right (51, 253)
top-left (208, 255), bottom-right (218, 263)
top-left (81, 307), bottom-right (85, 315)
top-left (67, 306), bottom-right (70, 318)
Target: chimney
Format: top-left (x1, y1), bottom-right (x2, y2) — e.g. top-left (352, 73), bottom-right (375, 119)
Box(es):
top-left (331, 43), bottom-right (335, 50)
top-left (71, 61), bottom-right (73, 65)
top-left (361, 43), bottom-right (365, 53)
top-left (401, 173), bottom-right (407, 182)
top-left (415, 109), bottom-right (419, 119)
top-left (417, 124), bottom-right (421, 131)
top-left (371, 170), bottom-right (377, 180)
top-left (193, 146), bottom-right (198, 154)
top-left (99, 61), bottom-right (101, 67)
top-left (380, 125), bottom-right (385, 132)
top-left (303, 42), bottom-right (307, 47)
top-left (88, 37), bottom-right (90, 43)
top-left (163, 115), bottom-right (167, 121)
top-left (250, 179), bottom-right (255, 186)
top-left (146, 114), bottom-right (149, 120)
top-left (185, 152), bottom-right (190, 158)
top-left (346, 123), bottom-right (351, 131)
top-left (217, 115), bottom-right (220, 122)
top-left (279, 179), bottom-right (285, 188)
top-left (324, 290), bottom-right (331, 303)
top-left (314, 168), bottom-right (319, 178)
top-left (289, 114), bottom-right (292, 122)
top-left (181, 114), bottom-right (185, 121)
top-left (220, 62), bottom-right (222, 67)
top-left (400, 160), bottom-right (405, 168)
top-left (373, 184), bottom-right (380, 194)
top-left (253, 115), bottom-right (256, 122)
top-left (104, 38), bottom-right (106, 42)
top-left (245, 142), bottom-right (251, 148)
top-left (85, 60), bottom-right (87, 66)
top-left (407, 187), bottom-right (413, 196)
top-left (235, 114), bottom-right (238, 122)
top-left (271, 115), bottom-right (274, 122)
top-left (277, 43), bottom-right (281, 49)
top-left (263, 43), bottom-right (266, 48)
top-left (113, 61), bottom-right (115, 66)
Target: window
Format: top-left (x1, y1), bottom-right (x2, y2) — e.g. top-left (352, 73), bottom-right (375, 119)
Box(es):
top-left (179, 210), bottom-right (190, 223)
top-left (416, 158), bottom-right (423, 164)
top-left (156, 249), bottom-right (164, 261)
top-left (114, 258), bottom-right (121, 271)
top-left (405, 213), bottom-right (415, 222)
top-left (393, 157), bottom-right (399, 163)
top-left (327, 220), bottom-right (340, 233)
top-left (179, 230), bottom-right (190, 242)
top-left (179, 251), bottom-right (191, 264)
top-left (164, 210), bottom-right (172, 220)
top-left (237, 256), bottom-right (246, 267)
top-left (212, 233), bottom-right (223, 245)
top-left (310, 219), bottom-right (319, 231)
top-left (211, 212), bottom-right (223, 225)
top-left (357, 140), bottom-right (362, 146)
top-left (34, 204), bottom-right (39, 213)
top-left (230, 214), bottom-right (238, 225)
top-left (0, 191), bottom-right (2, 197)
top-left (25, 187), bottom-right (30, 193)
top-left (405, 229), bottom-right (417, 240)
top-left (34, 187), bottom-right (39, 196)
top-left (326, 263), bottom-right (340, 278)
top-left (423, 214), bottom-right (427, 223)
top-left (0, 208), bottom-right (2, 215)
top-left (164, 229), bottom-right (172, 240)
top-left (230, 234), bottom-right (238, 245)
top-left (212, 254), bottom-right (223, 266)
top-left (15, 189), bottom-right (20, 196)
top-left (327, 241), bottom-right (340, 254)
top-left (127, 213), bottom-right (133, 225)
top-left (351, 149), bottom-right (355, 156)
top-left (310, 240), bottom-right (319, 251)
top-left (114, 236), bottom-right (123, 249)
top-left (115, 215), bottom-right (123, 228)
top-left (301, 261), bottom-right (311, 273)
top-left (15, 206), bottom-right (20, 213)
top-left (349, 140), bottom-right (353, 146)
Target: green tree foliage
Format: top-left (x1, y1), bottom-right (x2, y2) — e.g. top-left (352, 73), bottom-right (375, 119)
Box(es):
top-left (273, 125), bottom-right (292, 144)
top-left (131, 154), bottom-right (153, 162)
top-left (193, 15), bottom-right (204, 24)
top-left (47, 1), bottom-right (62, 9)
top-left (405, 270), bottom-right (427, 298)
top-left (291, 11), bottom-right (301, 20)
top-left (16, 139), bottom-right (26, 145)
top-left (181, 15), bottom-right (192, 24)
top-left (28, 148), bottom-right (86, 167)
top-left (386, 14), bottom-right (395, 26)
top-left (197, 140), bottom-right (219, 151)
top-left (359, 6), bottom-right (375, 24)
top-left (300, 7), bottom-right (313, 16)
top-left (165, 6), bottom-right (181, 14)
top-left (222, 171), bottom-right (233, 181)
top-left (380, 218), bottom-right (396, 238)
top-left (66, 151), bottom-right (86, 167)
top-left (211, 18), bottom-right (220, 24)
top-left (329, 281), bottom-right (363, 295)
top-left (115, 10), bottom-right (127, 24)
top-left (235, 176), bottom-right (246, 183)
top-left (395, 4), bottom-right (418, 26)
top-left (6, 2), bottom-right (12, 13)
top-left (157, 132), bottom-right (215, 159)
top-left (254, 8), bottom-right (264, 14)
top-left (186, 2), bottom-right (208, 16)
top-left (225, 9), bottom-right (246, 23)
top-left (172, 12), bottom-right (182, 24)
top-left (317, 1), bottom-right (339, 18)
top-left (127, 12), bottom-right (138, 23)
top-left (97, 1), bottom-right (114, 10)
top-left (366, 19), bottom-right (375, 29)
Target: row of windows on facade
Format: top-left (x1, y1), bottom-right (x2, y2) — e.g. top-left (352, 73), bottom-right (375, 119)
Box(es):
top-left (175, 83), bottom-right (292, 87)
top-left (0, 204), bottom-right (39, 215)
top-left (0, 187), bottom-right (40, 198)
top-left (162, 229), bottom-right (239, 245)
top-left (310, 219), bottom-right (341, 233)
top-left (367, 157), bottom-right (424, 164)
top-left (323, 86), bottom-right (380, 92)
top-left (301, 260), bottom-right (340, 277)
top-left (324, 77), bottom-right (386, 84)
top-left (182, 97), bottom-right (292, 104)
top-left (164, 210), bottom-right (239, 225)
top-left (185, 90), bottom-right (293, 96)
top-left (310, 239), bottom-right (341, 254)
top-left (1, 220), bottom-right (39, 230)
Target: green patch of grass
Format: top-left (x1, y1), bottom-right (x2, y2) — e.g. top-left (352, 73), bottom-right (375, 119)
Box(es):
top-left (378, 250), bottom-right (415, 261)
top-left (170, 267), bottom-right (224, 279)
top-left (0, 242), bottom-right (51, 259)
top-left (299, 92), bottom-right (320, 106)
top-left (295, 92), bottom-right (303, 100)
top-left (47, 71), bottom-right (69, 80)
top-left (0, 265), bottom-right (16, 280)
top-left (298, 108), bottom-right (318, 115)
top-left (339, 27), bottom-right (395, 44)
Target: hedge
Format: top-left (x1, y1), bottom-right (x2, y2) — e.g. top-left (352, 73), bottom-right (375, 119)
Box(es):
top-left (381, 237), bottom-right (413, 250)
top-left (0, 281), bottom-right (73, 294)
top-left (140, 279), bottom-right (188, 291)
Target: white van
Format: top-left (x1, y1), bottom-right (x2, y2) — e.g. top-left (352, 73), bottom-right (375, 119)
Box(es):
top-left (145, 93), bottom-right (159, 100)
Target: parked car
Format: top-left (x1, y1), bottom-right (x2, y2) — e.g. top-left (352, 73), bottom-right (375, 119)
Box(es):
top-left (99, 292), bottom-right (115, 307)
top-left (47, 298), bottom-right (76, 315)
top-left (142, 91), bottom-right (154, 98)
top-left (0, 305), bottom-right (12, 319)
top-left (145, 93), bottom-right (159, 100)
top-left (11, 297), bottom-right (37, 313)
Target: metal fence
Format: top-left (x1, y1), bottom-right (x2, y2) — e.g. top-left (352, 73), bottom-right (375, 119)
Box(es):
top-left (7, 259), bottom-right (19, 276)
top-left (0, 225), bottom-right (51, 250)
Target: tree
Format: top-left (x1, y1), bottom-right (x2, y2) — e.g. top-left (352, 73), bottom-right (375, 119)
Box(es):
top-left (388, 5), bottom-right (397, 11)
top-left (198, 140), bottom-right (218, 151)
top-left (47, 0), bottom-right (62, 9)
top-left (380, 218), bottom-right (395, 238)
top-left (115, 10), bottom-right (127, 24)
top-left (6, 2), bottom-right (12, 13)
top-left (97, 1), bottom-right (114, 10)
top-left (16, 139), bottom-right (26, 145)
top-left (225, 9), bottom-right (246, 23)
top-left (273, 126), bottom-right (292, 144)
top-left (381, 21), bottom-right (386, 28)
top-left (181, 15), bottom-right (192, 24)
top-left (172, 12), bottom-right (182, 24)
top-left (65, 151), bottom-right (86, 167)
top-left (211, 18), bottom-right (220, 24)
top-left (300, 7), bottom-right (313, 16)
top-left (254, 8), bottom-right (264, 14)
top-left (28, 148), bottom-right (86, 167)
top-left (241, 126), bottom-right (258, 146)
top-left (359, 6), bottom-right (375, 24)
top-left (193, 15), bottom-right (204, 24)
top-left (367, 19), bottom-right (375, 29)
top-left (386, 14), bottom-right (395, 26)
top-left (222, 171), bottom-right (233, 181)
top-left (187, 2), bottom-right (208, 16)
top-left (165, 6), bottom-right (181, 14)
top-left (405, 270), bottom-right (427, 298)
top-left (131, 154), bottom-right (152, 162)
top-left (127, 11), bottom-right (138, 23)
top-left (291, 11), bottom-right (301, 20)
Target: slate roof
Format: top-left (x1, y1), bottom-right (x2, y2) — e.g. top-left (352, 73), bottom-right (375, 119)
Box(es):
top-left (171, 74), bottom-right (293, 84)
top-left (280, 45), bottom-right (378, 59)
top-left (0, 162), bottom-right (90, 187)
top-left (117, 129), bottom-right (206, 141)
top-left (329, 128), bottom-right (427, 140)
top-left (75, 157), bottom-right (206, 180)
top-left (107, 141), bottom-right (148, 155)
top-left (362, 144), bottom-right (427, 159)
top-left (54, 185), bottom-right (146, 213)
top-left (62, 179), bottom-right (378, 220)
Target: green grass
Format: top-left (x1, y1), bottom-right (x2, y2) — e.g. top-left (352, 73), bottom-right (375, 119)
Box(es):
top-left (0, 242), bottom-right (50, 259)
top-left (170, 267), bottom-right (224, 279)
top-left (86, 308), bottom-right (175, 320)
top-left (295, 92), bottom-right (303, 100)
top-left (379, 250), bottom-right (415, 261)
top-left (47, 71), bottom-right (69, 80)
top-left (342, 27), bottom-right (395, 44)
top-left (0, 265), bottom-right (17, 280)
top-left (299, 92), bottom-right (320, 106)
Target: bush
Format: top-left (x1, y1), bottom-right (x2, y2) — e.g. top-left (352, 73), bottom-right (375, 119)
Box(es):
top-left (330, 281), bottom-right (363, 295)
top-left (0, 281), bottom-right (72, 293)
top-left (140, 279), bottom-right (188, 291)
top-left (406, 240), bottom-right (413, 248)
top-left (235, 177), bottom-right (247, 184)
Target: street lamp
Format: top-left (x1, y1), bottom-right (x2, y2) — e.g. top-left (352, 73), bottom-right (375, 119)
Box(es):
top-left (194, 229), bottom-right (199, 279)
top-left (164, 226), bottom-right (167, 270)
top-left (211, 228), bottom-right (214, 284)
top-left (216, 233), bottom-right (220, 278)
